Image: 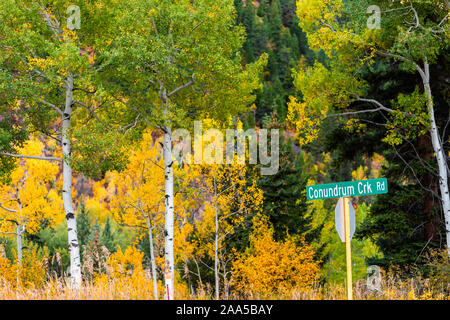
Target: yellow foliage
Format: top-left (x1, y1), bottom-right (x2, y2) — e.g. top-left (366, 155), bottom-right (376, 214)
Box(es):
top-left (104, 246), bottom-right (145, 279)
top-left (0, 138), bottom-right (62, 235)
top-left (232, 215), bottom-right (320, 298)
top-left (92, 245), bottom-right (190, 299)
top-left (184, 162), bottom-right (263, 262)
top-left (351, 165), bottom-right (368, 181)
top-left (16, 247), bottom-right (48, 288)
top-left (0, 247), bottom-right (47, 289)
top-left (0, 255), bottom-right (15, 285)
top-left (287, 96), bottom-right (321, 146)
top-left (95, 130), bottom-right (165, 229)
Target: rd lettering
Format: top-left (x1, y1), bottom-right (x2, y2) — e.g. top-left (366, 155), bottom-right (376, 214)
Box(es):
top-left (376, 181), bottom-right (385, 191)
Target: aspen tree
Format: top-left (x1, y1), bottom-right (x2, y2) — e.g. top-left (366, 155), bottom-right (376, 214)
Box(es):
top-left (290, 0), bottom-right (450, 254)
top-left (0, 138), bottom-right (61, 267)
top-left (102, 0), bottom-right (267, 299)
top-left (0, 1), bottom-right (125, 287)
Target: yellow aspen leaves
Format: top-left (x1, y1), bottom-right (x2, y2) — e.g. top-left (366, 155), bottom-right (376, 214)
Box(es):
top-left (287, 96), bottom-right (321, 146)
top-left (108, 130), bottom-right (165, 229)
top-left (0, 138), bottom-right (62, 236)
top-left (232, 214), bottom-right (320, 298)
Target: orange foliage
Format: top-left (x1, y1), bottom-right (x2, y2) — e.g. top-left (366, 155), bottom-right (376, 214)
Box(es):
top-left (232, 215), bottom-right (320, 298)
top-left (0, 247), bottom-right (47, 289)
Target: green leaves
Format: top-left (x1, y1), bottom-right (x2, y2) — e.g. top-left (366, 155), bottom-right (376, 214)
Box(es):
top-left (291, 0), bottom-right (449, 148)
top-left (383, 87), bottom-right (430, 146)
top-left (70, 121), bottom-right (129, 180)
top-left (101, 0), bottom-right (266, 128)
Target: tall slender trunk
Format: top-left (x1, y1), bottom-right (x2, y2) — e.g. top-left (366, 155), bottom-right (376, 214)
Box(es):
top-left (62, 74), bottom-right (82, 288)
top-left (327, 253), bottom-right (332, 299)
top-left (147, 218), bottom-right (158, 300)
top-left (16, 224), bottom-right (23, 266)
top-left (422, 60), bottom-right (450, 254)
top-left (163, 124), bottom-right (175, 300)
top-left (214, 177), bottom-right (219, 300)
top-left (16, 224), bottom-right (21, 288)
top-left (15, 187), bottom-right (23, 267)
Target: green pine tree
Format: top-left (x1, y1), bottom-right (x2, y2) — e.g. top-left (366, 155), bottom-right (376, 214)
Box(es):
top-left (76, 201), bottom-right (91, 261)
top-left (102, 216), bottom-right (116, 253)
top-left (241, 2), bottom-right (257, 63)
top-left (268, 0), bottom-right (283, 47)
top-left (258, 117), bottom-right (318, 243)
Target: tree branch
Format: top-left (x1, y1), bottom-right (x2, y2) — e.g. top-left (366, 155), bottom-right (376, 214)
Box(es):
top-left (0, 232), bottom-right (16, 236)
top-left (0, 204), bottom-right (17, 213)
top-left (73, 100), bottom-right (102, 123)
top-left (39, 99), bottom-right (63, 115)
top-left (0, 152), bottom-right (62, 162)
top-left (327, 107), bottom-right (385, 118)
top-left (167, 77), bottom-right (194, 98)
top-left (327, 94), bottom-right (415, 118)
top-left (375, 50), bottom-right (427, 82)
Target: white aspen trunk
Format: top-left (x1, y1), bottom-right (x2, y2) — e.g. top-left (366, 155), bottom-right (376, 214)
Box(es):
top-left (147, 218), bottom-right (159, 300)
top-left (163, 125), bottom-right (175, 300)
top-left (62, 74), bottom-right (82, 289)
top-left (16, 224), bottom-right (23, 266)
top-left (214, 178), bottom-right (219, 300)
top-left (422, 61), bottom-right (450, 255)
top-left (15, 187), bottom-right (23, 267)
top-left (15, 224), bottom-right (25, 288)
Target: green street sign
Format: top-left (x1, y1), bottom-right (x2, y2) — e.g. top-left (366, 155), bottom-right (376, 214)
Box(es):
top-left (307, 178), bottom-right (388, 200)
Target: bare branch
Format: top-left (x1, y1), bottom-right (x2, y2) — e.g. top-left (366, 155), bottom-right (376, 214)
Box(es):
top-left (112, 95), bottom-right (156, 127)
top-left (319, 20), bottom-right (336, 32)
top-left (375, 50), bottom-right (427, 82)
top-left (442, 111), bottom-right (450, 147)
top-left (437, 13), bottom-right (449, 27)
top-left (186, 20), bottom-right (206, 40)
top-left (119, 115), bottom-right (143, 136)
top-left (0, 152), bottom-right (62, 162)
top-left (167, 77), bottom-right (194, 98)
top-left (118, 222), bottom-right (147, 230)
top-left (39, 5), bottom-right (62, 40)
top-left (392, 145), bottom-right (441, 200)
top-left (407, 4), bottom-right (420, 32)
top-left (0, 232), bottom-right (16, 236)
top-left (39, 99), bottom-right (63, 115)
top-left (73, 87), bottom-right (97, 94)
top-left (327, 107), bottom-right (385, 118)
top-left (73, 100), bottom-right (102, 123)
top-left (327, 94), bottom-right (415, 118)
top-left (150, 16), bottom-right (159, 37)
top-left (0, 204), bottom-right (17, 213)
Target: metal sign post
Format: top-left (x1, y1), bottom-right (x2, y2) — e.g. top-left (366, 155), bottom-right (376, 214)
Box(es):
top-left (343, 197), bottom-right (352, 300)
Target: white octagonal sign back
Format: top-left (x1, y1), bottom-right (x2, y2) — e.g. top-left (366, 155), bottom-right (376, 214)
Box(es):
top-left (335, 197), bottom-right (356, 242)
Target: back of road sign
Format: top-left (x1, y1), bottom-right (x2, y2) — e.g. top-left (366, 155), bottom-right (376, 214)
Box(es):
top-left (335, 198), bottom-right (355, 242)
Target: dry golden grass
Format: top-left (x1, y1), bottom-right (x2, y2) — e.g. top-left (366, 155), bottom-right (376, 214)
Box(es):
top-left (0, 248), bottom-right (447, 300)
top-left (0, 274), bottom-right (447, 300)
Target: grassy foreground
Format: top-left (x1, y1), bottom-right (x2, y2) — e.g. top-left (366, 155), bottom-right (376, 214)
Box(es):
top-left (0, 274), bottom-right (447, 300)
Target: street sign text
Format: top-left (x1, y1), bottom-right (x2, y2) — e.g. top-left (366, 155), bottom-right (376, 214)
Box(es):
top-left (307, 178), bottom-right (388, 200)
